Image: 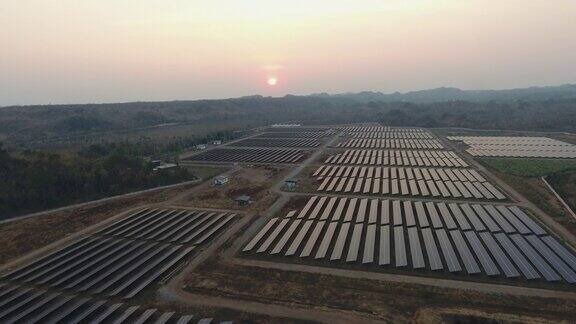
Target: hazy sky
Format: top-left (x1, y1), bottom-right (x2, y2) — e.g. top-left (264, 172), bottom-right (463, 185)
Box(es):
top-left (1, 0), bottom-right (575, 105)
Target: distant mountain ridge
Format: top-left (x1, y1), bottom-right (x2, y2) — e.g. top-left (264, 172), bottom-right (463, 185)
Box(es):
top-left (309, 84), bottom-right (576, 103)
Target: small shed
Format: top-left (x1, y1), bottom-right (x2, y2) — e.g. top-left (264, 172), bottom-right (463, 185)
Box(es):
top-left (196, 144), bottom-right (207, 150)
top-left (235, 195), bottom-right (252, 206)
top-left (212, 140), bottom-right (222, 145)
top-left (284, 179), bottom-right (298, 190)
top-left (153, 163), bottom-right (178, 171)
top-left (214, 175), bottom-right (229, 186)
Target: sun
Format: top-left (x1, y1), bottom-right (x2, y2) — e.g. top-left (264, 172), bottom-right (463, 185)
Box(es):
top-left (267, 77), bottom-right (278, 86)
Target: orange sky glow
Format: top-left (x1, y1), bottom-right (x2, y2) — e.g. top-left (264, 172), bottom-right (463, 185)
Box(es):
top-left (1, 0), bottom-right (575, 105)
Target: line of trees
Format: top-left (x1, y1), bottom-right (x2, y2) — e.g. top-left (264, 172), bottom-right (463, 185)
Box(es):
top-left (0, 142), bottom-right (195, 220)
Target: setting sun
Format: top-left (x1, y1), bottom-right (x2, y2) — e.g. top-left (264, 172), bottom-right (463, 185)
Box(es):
top-left (267, 77), bottom-right (278, 86)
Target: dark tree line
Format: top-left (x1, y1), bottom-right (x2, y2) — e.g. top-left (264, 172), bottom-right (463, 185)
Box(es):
top-left (0, 143), bottom-right (195, 220)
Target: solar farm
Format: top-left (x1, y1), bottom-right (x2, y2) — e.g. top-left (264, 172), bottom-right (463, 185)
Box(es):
top-left (324, 149), bottom-right (468, 167)
top-left (448, 136), bottom-right (576, 158)
top-left (3, 123), bottom-right (576, 322)
top-left (184, 147), bottom-right (305, 164)
top-left (237, 125), bottom-right (576, 288)
top-left (228, 138), bottom-right (321, 148)
top-left (253, 132), bottom-right (327, 138)
top-left (2, 208), bottom-right (236, 297)
top-left (312, 166), bottom-right (506, 200)
top-left (243, 195), bottom-right (576, 283)
top-left (334, 138), bottom-right (444, 149)
top-left (0, 284), bottom-right (216, 324)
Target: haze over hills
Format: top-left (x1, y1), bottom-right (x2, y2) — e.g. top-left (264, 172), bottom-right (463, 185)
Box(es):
top-left (310, 84), bottom-right (576, 103)
top-left (1, 84), bottom-right (576, 147)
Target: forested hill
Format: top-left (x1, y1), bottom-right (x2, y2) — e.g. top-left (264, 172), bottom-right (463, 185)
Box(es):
top-left (1, 87), bottom-right (576, 146)
top-left (310, 84), bottom-right (576, 103)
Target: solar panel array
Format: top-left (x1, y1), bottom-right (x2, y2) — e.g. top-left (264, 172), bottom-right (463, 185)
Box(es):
top-left (348, 132), bottom-right (434, 139)
top-left (0, 284), bottom-right (223, 324)
top-left (448, 136), bottom-right (576, 158)
top-left (339, 126), bottom-right (427, 133)
top-left (185, 148), bottom-right (304, 163)
top-left (312, 166), bottom-right (505, 200)
top-left (324, 150), bottom-right (468, 167)
top-left (335, 139), bottom-right (444, 149)
top-left (228, 138), bottom-right (320, 148)
top-left (254, 132), bottom-right (327, 139)
top-left (2, 208), bottom-right (237, 299)
top-left (243, 195), bottom-right (576, 284)
top-left (266, 126), bottom-right (330, 132)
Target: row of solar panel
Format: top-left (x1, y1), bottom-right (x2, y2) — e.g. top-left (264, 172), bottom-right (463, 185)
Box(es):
top-left (184, 148), bottom-right (304, 163)
top-left (335, 139), bottom-right (444, 149)
top-left (228, 138), bottom-right (320, 148)
top-left (313, 165), bottom-right (486, 183)
top-left (279, 196), bottom-right (543, 234)
top-left (254, 132), bottom-right (327, 139)
top-left (325, 150), bottom-right (468, 168)
top-left (339, 126), bottom-right (428, 133)
top-left (0, 284), bottom-right (227, 324)
top-left (447, 136), bottom-right (575, 146)
top-left (243, 208), bottom-right (576, 283)
top-left (316, 177), bottom-right (505, 200)
top-left (95, 208), bottom-right (237, 244)
top-left (466, 149), bottom-right (576, 159)
top-left (2, 209), bottom-right (236, 299)
top-left (348, 132), bottom-right (434, 139)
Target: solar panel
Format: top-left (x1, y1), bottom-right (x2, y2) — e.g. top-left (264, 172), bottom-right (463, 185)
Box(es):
top-left (479, 232), bottom-right (520, 278)
top-left (414, 201), bottom-right (429, 228)
top-left (448, 203), bottom-right (471, 231)
top-left (330, 223), bottom-right (351, 260)
top-left (508, 207), bottom-right (546, 235)
top-left (320, 197), bottom-right (337, 220)
top-left (381, 200), bottom-right (390, 225)
top-left (285, 220), bottom-right (314, 256)
top-left (392, 200), bottom-right (402, 225)
top-left (356, 199), bottom-right (368, 223)
top-left (301, 221), bottom-right (326, 257)
top-left (308, 197), bottom-right (327, 219)
top-left (394, 226), bottom-right (407, 267)
top-left (426, 202), bottom-right (443, 229)
top-left (257, 218), bottom-right (290, 253)
top-left (541, 236), bottom-right (576, 271)
top-left (450, 230), bottom-right (480, 274)
top-left (437, 203), bottom-right (457, 229)
top-left (332, 198), bottom-right (348, 221)
top-left (421, 228), bottom-right (443, 270)
top-left (459, 204), bottom-right (486, 231)
top-left (471, 204), bottom-right (500, 232)
top-left (496, 206), bottom-right (531, 234)
top-left (464, 231), bottom-right (499, 276)
top-left (379, 225), bottom-right (391, 265)
top-left (483, 205), bottom-right (515, 234)
top-left (363, 224), bottom-right (376, 264)
top-left (344, 198), bottom-right (358, 222)
top-left (408, 227), bottom-right (425, 269)
top-left (315, 222), bottom-right (338, 259)
top-left (297, 196), bottom-right (318, 219)
top-left (509, 234), bottom-right (560, 281)
top-left (494, 233), bottom-right (540, 280)
top-left (271, 220), bottom-right (301, 254)
top-left (346, 224), bottom-right (364, 262)
top-left (525, 235), bottom-right (576, 283)
top-left (369, 199), bottom-right (378, 224)
top-left (243, 218), bottom-right (278, 252)
top-left (403, 201), bottom-right (416, 227)
top-left (435, 229), bottom-right (462, 272)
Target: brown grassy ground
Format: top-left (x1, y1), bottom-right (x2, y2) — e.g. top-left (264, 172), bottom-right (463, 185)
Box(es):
top-left (176, 165), bottom-right (289, 214)
top-left (0, 182), bottom-right (200, 266)
top-left (184, 261), bottom-right (575, 323)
